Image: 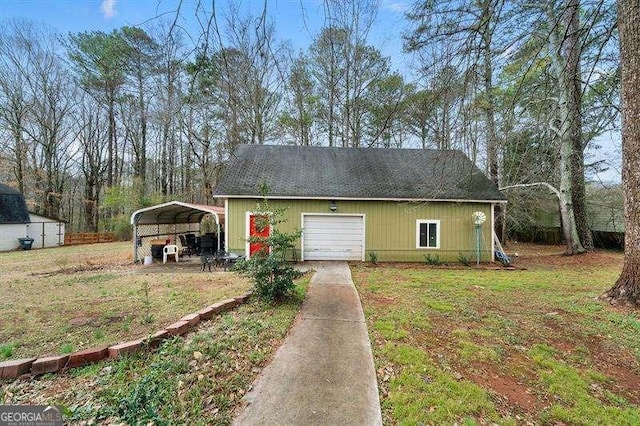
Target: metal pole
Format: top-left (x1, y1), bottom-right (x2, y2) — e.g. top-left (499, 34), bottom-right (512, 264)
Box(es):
top-left (133, 223), bottom-right (138, 263)
top-left (476, 224), bottom-right (481, 266)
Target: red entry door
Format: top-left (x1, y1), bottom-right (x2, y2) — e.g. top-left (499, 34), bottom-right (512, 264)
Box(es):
top-left (249, 214), bottom-right (270, 256)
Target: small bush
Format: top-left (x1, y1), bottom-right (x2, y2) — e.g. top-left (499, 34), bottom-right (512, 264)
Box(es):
top-left (235, 184), bottom-right (302, 302)
top-left (236, 254), bottom-right (302, 301)
top-left (424, 254), bottom-right (441, 266)
top-left (368, 252), bottom-right (378, 265)
top-left (60, 343), bottom-right (74, 354)
top-left (458, 253), bottom-right (471, 267)
top-left (102, 214), bottom-right (132, 241)
top-left (140, 281), bottom-right (153, 324)
top-left (0, 343), bottom-right (14, 359)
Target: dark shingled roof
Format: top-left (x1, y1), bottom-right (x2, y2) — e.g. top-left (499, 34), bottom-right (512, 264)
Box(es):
top-left (214, 145), bottom-right (507, 202)
top-left (0, 183), bottom-right (31, 224)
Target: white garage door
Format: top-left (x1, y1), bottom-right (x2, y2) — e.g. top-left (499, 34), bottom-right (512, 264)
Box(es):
top-left (303, 214), bottom-right (364, 261)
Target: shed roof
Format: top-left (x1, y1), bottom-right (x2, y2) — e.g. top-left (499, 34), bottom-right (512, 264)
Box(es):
top-left (29, 212), bottom-right (68, 223)
top-left (214, 145), bottom-right (507, 202)
top-left (0, 183), bottom-right (30, 224)
top-left (130, 201), bottom-right (224, 225)
top-left (587, 203), bottom-right (624, 233)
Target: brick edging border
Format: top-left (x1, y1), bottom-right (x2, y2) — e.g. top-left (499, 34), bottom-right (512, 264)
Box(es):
top-left (0, 292), bottom-right (252, 380)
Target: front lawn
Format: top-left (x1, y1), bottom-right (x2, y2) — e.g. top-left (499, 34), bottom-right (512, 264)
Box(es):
top-left (2, 287), bottom-right (308, 424)
top-left (0, 242), bottom-right (251, 360)
top-left (354, 246), bottom-right (640, 425)
top-left (1, 241), bottom-right (311, 423)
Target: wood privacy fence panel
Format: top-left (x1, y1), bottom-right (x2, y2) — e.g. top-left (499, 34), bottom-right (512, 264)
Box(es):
top-left (64, 232), bottom-right (115, 245)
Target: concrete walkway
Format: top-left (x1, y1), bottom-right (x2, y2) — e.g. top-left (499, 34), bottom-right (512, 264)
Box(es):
top-left (233, 262), bottom-right (382, 426)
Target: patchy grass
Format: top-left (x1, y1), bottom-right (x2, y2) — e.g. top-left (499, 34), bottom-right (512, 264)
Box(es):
top-left (0, 242), bottom-right (252, 359)
top-left (354, 246), bottom-right (640, 425)
top-left (2, 277), bottom-right (309, 424)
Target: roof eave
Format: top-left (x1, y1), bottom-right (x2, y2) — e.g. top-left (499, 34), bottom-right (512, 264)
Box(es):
top-left (214, 194), bottom-right (508, 204)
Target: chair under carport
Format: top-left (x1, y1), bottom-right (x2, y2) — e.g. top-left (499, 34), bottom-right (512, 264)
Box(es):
top-left (130, 201), bottom-right (225, 264)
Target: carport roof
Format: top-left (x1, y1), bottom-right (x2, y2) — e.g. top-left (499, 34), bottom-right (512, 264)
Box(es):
top-left (130, 201), bottom-right (224, 225)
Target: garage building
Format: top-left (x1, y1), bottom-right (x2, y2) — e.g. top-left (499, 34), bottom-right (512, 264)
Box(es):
top-left (214, 145), bottom-right (507, 262)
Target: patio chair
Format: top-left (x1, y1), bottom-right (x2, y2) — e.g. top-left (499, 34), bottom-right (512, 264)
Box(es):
top-left (163, 244), bottom-right (179, 264)
top-left (200, 234), bottom-right (215, 255)
top-left (179, 235), bottom-right (195, 257)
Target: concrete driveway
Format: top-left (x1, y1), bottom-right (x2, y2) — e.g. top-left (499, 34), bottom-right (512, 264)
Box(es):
top-left (233, 261), bottom-right (382, 425)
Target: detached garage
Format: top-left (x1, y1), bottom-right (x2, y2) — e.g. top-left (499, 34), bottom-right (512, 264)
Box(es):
top-left (214, 145), bottom-right (507, 262)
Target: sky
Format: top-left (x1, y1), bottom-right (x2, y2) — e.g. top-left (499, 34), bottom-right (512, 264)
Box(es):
top-left (0, 0), bottom-right (414, 74)
top-left (0, 0), bottom-right (621, 183)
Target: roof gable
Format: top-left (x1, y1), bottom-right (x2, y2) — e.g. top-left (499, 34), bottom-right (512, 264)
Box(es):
top-left (214, 145), bottom-right (506, 202)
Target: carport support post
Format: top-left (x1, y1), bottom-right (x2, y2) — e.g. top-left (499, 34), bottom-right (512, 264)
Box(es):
top-left (217, 222), bottom-right (221, 252)
top-left (133, 222), bottom-right (138, 263)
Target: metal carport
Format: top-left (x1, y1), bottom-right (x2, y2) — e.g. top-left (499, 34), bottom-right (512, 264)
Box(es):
top-left (130, 201), bottom-right (225, 263)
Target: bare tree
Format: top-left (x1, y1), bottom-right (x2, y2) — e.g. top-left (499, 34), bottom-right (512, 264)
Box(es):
top-left (0, 21), bottom-right (75, 217)
top-left (279, 54), bottom-right (317, 145)
top-left (0, 24), bottom-right (30, 195)
top-left (74, 94), bottom-right (108, 232)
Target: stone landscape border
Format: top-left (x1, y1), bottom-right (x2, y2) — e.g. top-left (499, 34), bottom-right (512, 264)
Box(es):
top-left (0, 292), bottom-right (252, 380)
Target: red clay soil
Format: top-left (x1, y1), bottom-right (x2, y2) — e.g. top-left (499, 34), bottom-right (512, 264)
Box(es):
top-left (360, 245), bottom-right (640, 421)
top-left (506, 242), bottom-right (623, 268)
top-left (465, 360), bottom-right (540, 413)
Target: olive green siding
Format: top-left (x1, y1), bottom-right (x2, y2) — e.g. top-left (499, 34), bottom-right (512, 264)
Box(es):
top-left (226, 199), bottom-right (494, 262)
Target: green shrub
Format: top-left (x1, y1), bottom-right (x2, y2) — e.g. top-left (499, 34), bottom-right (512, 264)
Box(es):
top-left (368, 251), bottom-right (378, 265)
top-left (424, 254), bottom-right (441, 266)
top-left (59, 343), bottom-right (74, 354)
top-left (235, 184), bottom-right (302, 302)
top-left (0, 343), bottom-right (14, 359)
top-left (102, 214), bottom-right (132, 241)
top-left (458, 253), bottom-right (471, 267)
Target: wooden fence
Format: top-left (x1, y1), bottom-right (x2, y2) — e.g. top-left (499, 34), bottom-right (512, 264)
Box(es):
top-left (64, 232), bottom-right (116, 246)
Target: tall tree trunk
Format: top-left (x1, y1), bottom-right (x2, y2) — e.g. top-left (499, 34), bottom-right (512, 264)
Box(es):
top-left (12, 127), bottom-right (26, 195)
top-left (107, 91), bottom-right (115, 187)
top-left (84, 180), bottom-right (99, 232)
top-left (548, 2), bottom-right (585, 255)
top-left (603, 0), bottom-right (640, 305)
top-left (558, 103), bottom-right (585, 255)
top-left (565, 0), bottom-right (594, 251)
top-left (137, 67), bottom-right (147, 195)
top-left (479, 0), bottom-right (502, 243)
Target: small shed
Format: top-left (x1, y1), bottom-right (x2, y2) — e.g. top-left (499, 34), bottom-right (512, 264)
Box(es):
top-left (0, 183), bottom-right (31, 251)
top-left (0, 184), bottom-right (67, 251)
top-left (587, 202), bottom-right (624, 249)
top-left (130, 201), bottom-right (225, 263)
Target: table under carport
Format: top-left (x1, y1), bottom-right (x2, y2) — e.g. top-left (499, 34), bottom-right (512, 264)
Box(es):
top-left (130, 201), bottom-right (225, 263)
